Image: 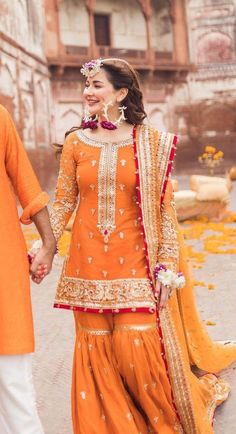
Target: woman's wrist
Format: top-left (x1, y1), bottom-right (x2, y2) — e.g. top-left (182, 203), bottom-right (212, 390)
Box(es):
top-left (154, 263), bottom-right (185, 290)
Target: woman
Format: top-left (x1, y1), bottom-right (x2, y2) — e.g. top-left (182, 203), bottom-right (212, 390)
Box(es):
top-left (50, 58), bottom-right (236, 433)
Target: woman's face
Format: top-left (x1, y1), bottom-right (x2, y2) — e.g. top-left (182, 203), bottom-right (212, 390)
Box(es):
top-left (83, 69), bottom-right (121, 117)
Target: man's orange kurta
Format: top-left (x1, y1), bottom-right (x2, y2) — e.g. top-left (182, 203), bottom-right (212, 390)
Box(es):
top-left (0, 105), bottom-right (49, 355)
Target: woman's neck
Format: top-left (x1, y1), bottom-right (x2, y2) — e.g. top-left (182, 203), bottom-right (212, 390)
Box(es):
top-left (83, 121), bottom-right (134, 142)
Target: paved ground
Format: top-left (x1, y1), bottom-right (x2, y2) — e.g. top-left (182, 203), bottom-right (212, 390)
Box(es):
top-left (29, 177), bottom-right (236, 434)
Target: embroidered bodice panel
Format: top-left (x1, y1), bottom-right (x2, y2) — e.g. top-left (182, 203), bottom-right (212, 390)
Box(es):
top-left (75, 130), bottom-right (138, 244)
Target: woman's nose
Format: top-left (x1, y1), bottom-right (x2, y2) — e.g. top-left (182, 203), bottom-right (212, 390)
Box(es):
top-left (85, 86), bottom-right (93, 95)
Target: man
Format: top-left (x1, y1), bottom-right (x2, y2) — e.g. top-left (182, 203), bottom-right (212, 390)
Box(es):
top-left (0, 105), bottom-right (56, 433)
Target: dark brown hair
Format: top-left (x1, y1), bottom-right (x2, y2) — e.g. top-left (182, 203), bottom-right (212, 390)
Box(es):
top-left (101, 59), bottom-right (147, 125)
top-left (54, 58), bottom-right (147, 153)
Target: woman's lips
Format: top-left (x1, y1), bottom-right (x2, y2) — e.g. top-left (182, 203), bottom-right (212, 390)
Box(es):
top-left (86, 100), bottom-right (99, 105)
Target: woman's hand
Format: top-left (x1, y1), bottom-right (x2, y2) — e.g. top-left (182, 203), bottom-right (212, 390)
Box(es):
top-left (30, 241), bottom-right (56, 284)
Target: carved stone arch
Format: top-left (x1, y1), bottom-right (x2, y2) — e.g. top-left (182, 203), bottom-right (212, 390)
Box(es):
top-left (21, 97), bottom-right (34, 142)
top-left (56, 106), bottom-right (83, 142)
top-left (34, 78), bottom-right (50, 146)
top-left (0, 62), bottom-right (16, 115)
top-left (35, 77), bottom-right (46, 95)
top-left (0, 63), bottom-right (15, 96)
top-left (149, 108), bottom-right (166, 131)
top-left (197, 31), bottom-right (233, 64)
top-left (22, 97), bottom-right (31, 117)
top-left (61, 108), bottom-right (82, 120)
top-left (16, 0), bottom-right (25, 7)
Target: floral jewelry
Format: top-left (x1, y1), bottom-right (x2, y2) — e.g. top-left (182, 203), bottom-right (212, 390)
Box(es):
top-left (154, 264), bottom-right (185, 290)
top-left (100, 101), bottom-right (127, 130)
top-left (80, 59), bottom-right (103, 77)
top-left (81, 110), bottom-right (98, 130)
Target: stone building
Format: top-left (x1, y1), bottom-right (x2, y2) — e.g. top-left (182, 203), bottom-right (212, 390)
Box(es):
top-left (44, 0), bottom-right (189, 143)
top-left (0, 0), bottom-right (55, 183)
top-left (0, 0), bottom-right (236, 186)
top-left (44, 0), bottom-right (236, 173)
top-left (182, 0), bottom-right (236, 171)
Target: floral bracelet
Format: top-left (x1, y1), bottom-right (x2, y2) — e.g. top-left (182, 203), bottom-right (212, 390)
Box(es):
top-left (154, 264), bottom-right (185, 290)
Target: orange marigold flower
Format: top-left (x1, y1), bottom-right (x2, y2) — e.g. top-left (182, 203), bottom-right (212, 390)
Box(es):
top-left (214, 151), bottom-right (224, 159)
top-left (206, 320), bottom-right (216, 326)
top-left (205, 146), bottom-right (216, 154)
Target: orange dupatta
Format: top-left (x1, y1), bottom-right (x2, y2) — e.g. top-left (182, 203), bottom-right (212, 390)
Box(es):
top-left (135, 125), bottom-right (236, 434)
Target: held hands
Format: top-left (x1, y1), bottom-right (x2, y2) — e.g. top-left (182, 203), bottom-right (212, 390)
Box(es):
top-left (29, 240), bottom-right (56, 284)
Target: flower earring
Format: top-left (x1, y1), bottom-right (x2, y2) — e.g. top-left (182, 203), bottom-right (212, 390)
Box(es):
top-left (82, 110), bottom-right (98, 130)
top-left (100, 102), bottom-right (127, 130)
top-left (82, 102), bottom-right (127, 130)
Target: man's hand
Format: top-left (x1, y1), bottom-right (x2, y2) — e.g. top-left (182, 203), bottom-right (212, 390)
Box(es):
top-left (30, 207), bottom-right (56, 284)
top-left (30, 242), bottom-right (56, 284)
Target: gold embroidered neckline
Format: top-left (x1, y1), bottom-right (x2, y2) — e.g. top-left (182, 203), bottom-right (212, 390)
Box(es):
top-left (76, 129), bottom-right (133, 148)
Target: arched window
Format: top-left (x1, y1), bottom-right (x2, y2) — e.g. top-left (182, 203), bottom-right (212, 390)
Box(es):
top-left (197, 32), bottom-right (233, 64)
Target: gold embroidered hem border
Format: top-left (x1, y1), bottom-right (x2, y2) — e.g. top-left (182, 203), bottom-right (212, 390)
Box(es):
top-left (160, 308), bottom-right (197, 434)
top-left (54, 272), bottom-right (156, 310)
top-left (78, 325), bottom-right (112, 335)
top-left (77, 323), bottom-right (158, 335)
top-left (114, 323), bottom-right (156, 332)
top-left (204, 375), bottom-right (231, 422)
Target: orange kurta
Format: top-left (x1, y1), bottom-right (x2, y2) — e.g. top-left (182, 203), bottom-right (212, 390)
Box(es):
top-left (0, 105), bottom-right (49, 354)
top-left (52, 130), bottom-right (155, 312)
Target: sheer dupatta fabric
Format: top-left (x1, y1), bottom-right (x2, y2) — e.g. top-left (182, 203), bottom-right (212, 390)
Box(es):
top-left (135, 125), bottom-right (236, 434)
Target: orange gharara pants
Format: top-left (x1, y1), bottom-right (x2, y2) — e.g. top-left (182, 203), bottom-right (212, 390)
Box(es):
top-left (72, 312), bottom-right (182, 434)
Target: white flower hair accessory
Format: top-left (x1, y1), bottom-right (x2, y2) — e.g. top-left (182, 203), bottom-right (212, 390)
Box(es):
top-left (80, 59), bottom-right (103, 77)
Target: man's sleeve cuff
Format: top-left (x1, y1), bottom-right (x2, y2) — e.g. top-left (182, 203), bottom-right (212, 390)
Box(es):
top-left (20, 192), bottom-right (50, 225)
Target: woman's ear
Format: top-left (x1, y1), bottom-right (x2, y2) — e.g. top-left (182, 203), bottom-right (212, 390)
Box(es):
top-left (117, 88), bottom-right (128, 103)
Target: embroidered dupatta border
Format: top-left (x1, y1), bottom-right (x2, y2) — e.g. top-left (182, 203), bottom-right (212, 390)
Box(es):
top-left (135, 125), bottom-right (197, 434)
top-left (157, 132), bottom-right (178, 204)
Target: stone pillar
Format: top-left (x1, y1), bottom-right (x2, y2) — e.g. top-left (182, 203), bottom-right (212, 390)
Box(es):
top-left (85, 0), bottom-right (98, 58)
top-left (170, 0), bottom-right (189, 64)
top-left (44, 0), bottom-right (65, 58)
top-left (138, 0), bottom-right (153, 63)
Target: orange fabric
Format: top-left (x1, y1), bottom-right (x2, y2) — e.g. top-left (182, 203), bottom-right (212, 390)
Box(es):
top-left (21, 191), bottom-right (50, 225)
top-left (66, 134), bottom-right (147, 280)
top-left (163, 181), bottom-right (236, 372)
top-left (177, 228), bottom-right (236, 372)
top-left (155, 183), bottom-right (235, 433)
top-left (51, 131), bottom-right (155, 311)
top-left (72, 310), bottom-right (232, 434)
top-left (72, 312), bottom-right (182, 434)
top-left (0, 105), bottom-right (49, 354)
